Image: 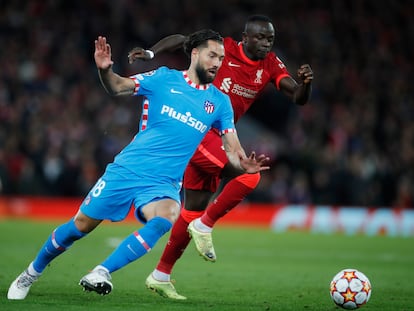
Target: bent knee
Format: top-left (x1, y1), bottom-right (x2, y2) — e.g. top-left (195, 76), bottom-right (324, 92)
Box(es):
top-left (235, 172), bottom-right (261, 189)
top-left (74, 212), bottom-right (102, 233)
top-left (142, 199), bottom-right (180, 223)
top-left (164, 203), bottom-right (181, 223)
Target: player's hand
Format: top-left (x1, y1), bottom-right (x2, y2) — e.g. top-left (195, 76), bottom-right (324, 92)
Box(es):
top-left (297, 64), bottom-right (313, 84)
top-left (128, 47), bottom-right (152, 64)
top-left (239, 151), bottom-right (270, 174)
top-left (94, 36), bottom-right (114, 70)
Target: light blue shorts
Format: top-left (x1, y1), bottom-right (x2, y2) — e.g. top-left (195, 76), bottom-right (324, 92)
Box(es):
top-left (80, 164), bottom-right (181, 223)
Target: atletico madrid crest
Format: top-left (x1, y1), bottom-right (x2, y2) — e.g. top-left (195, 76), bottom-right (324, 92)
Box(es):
top-left (204, 100), bottom-right (215, 114)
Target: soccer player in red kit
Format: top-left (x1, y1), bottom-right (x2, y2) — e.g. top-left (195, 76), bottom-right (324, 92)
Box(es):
top-left (128, 15), bottom-right (313, 299)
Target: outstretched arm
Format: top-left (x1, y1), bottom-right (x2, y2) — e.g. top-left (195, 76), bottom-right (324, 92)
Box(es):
top-left (279, 64), bottom-right (313, 105)
top-left (95, 36), bottom-right (136, 96)
top-left (128, 34), bottom-right (186, 63)
top-left (221, 132), bottom-right (270, 174)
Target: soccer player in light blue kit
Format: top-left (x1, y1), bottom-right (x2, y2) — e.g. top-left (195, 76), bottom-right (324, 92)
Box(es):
top-left (7, 30), bottom-right (270, 300)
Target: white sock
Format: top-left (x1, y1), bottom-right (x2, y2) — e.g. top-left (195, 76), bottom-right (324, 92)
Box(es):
top-left (152, 269), bottom-right (170, 282)
top-left (27, 262), bottom-right (42, 277)
top-left (94, 265), bottom-right (110, 273)
top-left (194, 218), bottom-right (212, 233)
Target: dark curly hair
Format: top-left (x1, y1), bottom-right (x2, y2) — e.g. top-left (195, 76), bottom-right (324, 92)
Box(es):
top-left (183, 29), bottom-right (223, 57)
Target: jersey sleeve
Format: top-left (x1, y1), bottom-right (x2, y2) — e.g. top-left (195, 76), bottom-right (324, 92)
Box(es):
top-left (129, 67), bottom-right (167, 96)
top-left (270, 54), bottom-right (291, 90)
top-left (212, 92), bottom-right (236, 135)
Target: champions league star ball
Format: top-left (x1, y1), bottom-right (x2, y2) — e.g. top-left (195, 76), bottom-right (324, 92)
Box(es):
top-left (329, 269), bottom-right (372, 309)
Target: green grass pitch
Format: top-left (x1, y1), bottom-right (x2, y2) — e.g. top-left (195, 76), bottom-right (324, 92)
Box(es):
top-left (1, 219), bottom-right (413, 310)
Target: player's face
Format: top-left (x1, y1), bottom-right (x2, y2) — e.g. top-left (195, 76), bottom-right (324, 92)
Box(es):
top-left (195, 40), bottom-right (225, 84)
top-left (242, 21), bottom-right (275, 60)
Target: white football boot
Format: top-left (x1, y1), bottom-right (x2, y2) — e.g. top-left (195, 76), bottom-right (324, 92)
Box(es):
top-left (8, 269), bottom-right (39, 300)
top-left (79, 266), bottom-right (113, 295)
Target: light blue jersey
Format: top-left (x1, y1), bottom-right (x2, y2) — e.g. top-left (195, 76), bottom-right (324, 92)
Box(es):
top-left (116, 67), bottom-right (234, 184)
top-left (80, 67), bottom-right (235, 222)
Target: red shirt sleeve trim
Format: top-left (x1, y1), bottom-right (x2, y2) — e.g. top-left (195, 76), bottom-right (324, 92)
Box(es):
top-left (275, 73), bottom-right (291, 90)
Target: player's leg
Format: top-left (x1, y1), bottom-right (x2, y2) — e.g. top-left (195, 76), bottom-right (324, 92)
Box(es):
top-left (188, 171), bottom-right (261, 262)
top-left (153, 205), bottom-right (207, 276)
top-left (200, 172), bottom-right (261, 227)
top-left (146, 191), bottom-right (211, 300)
top-left (145, 211), bottom-right (197, 300)
top-left (7, 211), bottom-right (101, 300)
top-left (75, 172), bottom-right (139, 296)
top-left (81, 194), bottom-right (180, 296)
top-left (186, 187), bottom-right (220, 262)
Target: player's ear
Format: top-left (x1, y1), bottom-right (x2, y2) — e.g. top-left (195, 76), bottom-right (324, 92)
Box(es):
top-left (241, 32), bottom-right (248, 43)
top-left (191, 47), bottom-right (199, 58)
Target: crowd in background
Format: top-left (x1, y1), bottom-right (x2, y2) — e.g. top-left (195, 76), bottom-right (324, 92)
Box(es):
top-left (0, 0), bottom-right (413, 207)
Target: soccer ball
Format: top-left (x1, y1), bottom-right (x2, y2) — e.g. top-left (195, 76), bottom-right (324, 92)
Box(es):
top-left (329, 268), bottom-right (372, 309)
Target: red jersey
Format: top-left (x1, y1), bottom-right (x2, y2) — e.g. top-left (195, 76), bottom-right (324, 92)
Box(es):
top-left (212, 37), bottom-right (291, 123)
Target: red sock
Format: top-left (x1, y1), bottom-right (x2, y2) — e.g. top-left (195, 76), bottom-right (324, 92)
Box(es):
top-left (201, 173), bottom-right (260, 227)
top-left (156, 209), bottom-right (203, 274)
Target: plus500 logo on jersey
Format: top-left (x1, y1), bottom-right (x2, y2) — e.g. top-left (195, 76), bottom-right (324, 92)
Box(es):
top-left (161, 105), bottom-right (208, 133)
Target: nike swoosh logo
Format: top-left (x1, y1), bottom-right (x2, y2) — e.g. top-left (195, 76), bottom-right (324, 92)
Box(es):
top-left (170, 88), bottom-right (183, 94)
top-left (228, 61), bottom-right (241, 67)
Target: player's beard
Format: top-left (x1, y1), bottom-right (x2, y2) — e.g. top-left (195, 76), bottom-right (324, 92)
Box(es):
top-left (195, 63), bottom-right (214, 84)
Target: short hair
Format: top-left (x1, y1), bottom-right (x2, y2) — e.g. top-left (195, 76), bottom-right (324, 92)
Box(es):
top-left (246, 14), bottom-right (272, 24)
top-left (244, 15), bottom-right (274, 32)
top-left (183, 29), bottom-right (223, 57)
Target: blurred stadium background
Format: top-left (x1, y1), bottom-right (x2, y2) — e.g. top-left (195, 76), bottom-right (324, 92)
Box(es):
top-left (0, 0), bottom-right (413, 210)
top-left (1, 4), bottom-right (413, 309)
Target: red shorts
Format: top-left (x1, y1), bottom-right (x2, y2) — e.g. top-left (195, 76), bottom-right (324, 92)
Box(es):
top-left (183, 130), bottom-right (228, 192)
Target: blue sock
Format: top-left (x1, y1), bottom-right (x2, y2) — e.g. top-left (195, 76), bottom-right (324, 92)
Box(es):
top-left (101, 216), bottom-right (172, 273)
top-left (32, 218), bottom-right (86, 273)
